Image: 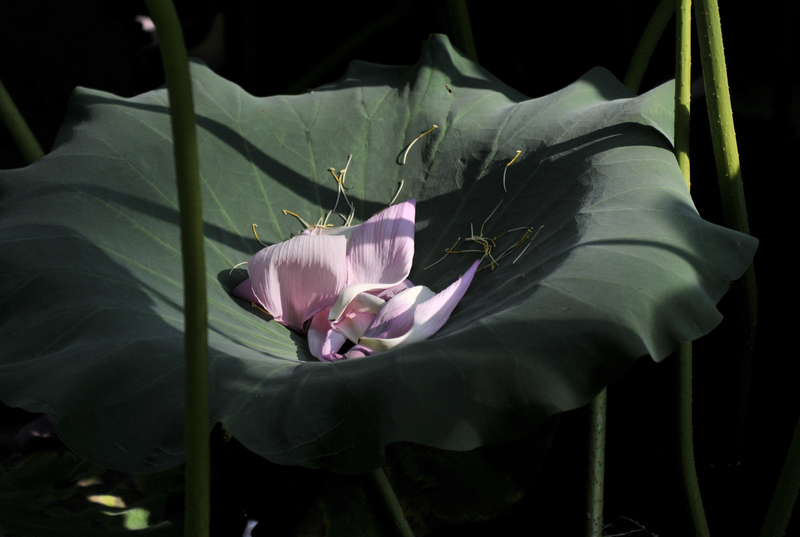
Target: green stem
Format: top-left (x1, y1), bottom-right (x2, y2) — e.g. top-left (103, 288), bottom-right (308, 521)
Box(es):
top-left (759, 410), bottom-right (800, 537)
top-left (695, 0), bottom-right (757, 491)
top-left (623, 0), bottom-right (674, 94)
top-left (445, 0), bottom-right (479, 63)
top-left (0, 78), bottom-right (45, 164)
top-left (586, 388), bottom-right (607, 537)
top-left (677, 342), bottom-right (710, 536)
top-left (369, 468), bottom-right (414, 537)
top-left (675, 4), bottom-right (710, 535)
top-left (143, 2), bottom-right (209, 536)
top-left (675, 0), bottom-right (691, 191)
top-left (694, 0), bottom-right (750, 235)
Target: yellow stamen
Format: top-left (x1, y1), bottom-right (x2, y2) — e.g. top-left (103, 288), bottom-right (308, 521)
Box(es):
top-left (503, 150), bottom-right (522, 192)
top-left (282, 209), bottom-right (312, 229)
top-left (252, 223), bottom-right (268, 246)
top-left (401, 125), bottom-right (438, 165)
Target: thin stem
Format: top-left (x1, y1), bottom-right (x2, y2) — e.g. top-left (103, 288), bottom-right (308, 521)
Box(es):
top-left (0, 78), bottom-right (45, 164)
top-left (759, 409), bottom-right (800, 537)
top-left (677, 342), bottom-right (710, 536)
top-left (143, 2), bottom-right (209, 537)
top-left (695, 0), bottom-right (757, 497)
top-left (675, 4), bottom-right (710, 535)
top-left (675, 0), bottom-right (691, 191)
top-left (369, 468), bottom-right (415, 537)
top-left (445, 0), bottom-right (479, 63)
top-left (694, 0), bottom-right (750, 235)
top-left (586, 388), bottom-right (607, 537)
top-left (623, 0), bottom-right (674, 94)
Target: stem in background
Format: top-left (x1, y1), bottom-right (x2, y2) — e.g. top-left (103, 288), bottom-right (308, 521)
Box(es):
top-left (675, 4), bottom-right (711, 535)
top-left (675, 0), bottom-right (691, 191)
top-left (0, 78), bottom-right (45, 164)
top-left (586, 388), bottom-right (607, 537)
top-left (694, 0), bottom-right (750, 235)
top-left (369, 468), bottom-right (415, 537)
top-left (623, 0), bottom-right (674, 94)
top-left (445, 0), bottom-right (479, 63)
top-left (695, 0), bottom-right (757, 499)
top-left (677, 342), bottom-right (711, 536)
top-left (759, 409), bottom-right (800, 537)
top-left (143, 2), bottom-right (209, 536)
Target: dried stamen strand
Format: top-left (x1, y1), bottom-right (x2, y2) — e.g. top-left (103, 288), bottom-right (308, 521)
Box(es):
top-left (502, 150), bottom-right (522, 192)
top-left (401, 125), bottom-right (438, 165)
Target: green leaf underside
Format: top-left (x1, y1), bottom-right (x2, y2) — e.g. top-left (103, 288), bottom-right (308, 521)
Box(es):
top-left (0, 35), bottom-right (756, 474)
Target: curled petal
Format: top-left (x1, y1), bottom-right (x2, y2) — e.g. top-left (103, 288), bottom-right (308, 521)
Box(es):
top-left (329, 200), bottom-right (416, 322)
top-left (359, 261), bottom-right (479, 353)
top-left (308, 307), bottom-right (348, 361)
top-left (246, 234), bottom-right (348, 332)
top-left (334, 311), bottom-right (379, 345)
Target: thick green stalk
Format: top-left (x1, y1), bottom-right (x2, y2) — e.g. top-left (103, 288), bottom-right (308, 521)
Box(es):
top-left (369, 468), bottom-right (415, 537)
top-left (675, 0), bottom-right (691, 191)
top-left (586, 388), bottom-right (607, 537)
top-left (143, 2), bottom-right (209, 536)
top-left (623, 0), bottom-right (674, 94)
top-left (694, 0), bottom-right (749, 235)
top-left (675, 4), bottom-right (710, 535)
top-left (0, 78), bottom-right (44, 164)
top-left (695, 0), bottom-right (757, 493)
top-left (445, 0), bottom-right (478, 63)
top-left (759, 410), bottom-right (800, 537)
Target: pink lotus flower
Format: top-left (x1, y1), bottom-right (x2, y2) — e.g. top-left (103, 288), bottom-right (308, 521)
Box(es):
top-left (232, 200), bottom-right (477, 361)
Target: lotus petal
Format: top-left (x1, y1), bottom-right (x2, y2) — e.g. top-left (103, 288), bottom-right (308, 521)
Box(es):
top-left (246, 234), bottom-right (348, 332)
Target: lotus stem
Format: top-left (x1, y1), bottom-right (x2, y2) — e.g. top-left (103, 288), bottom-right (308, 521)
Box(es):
top-left (586, 388), bottom-right (607, 537)
top-left (675, 0), bottom-right (691, 190)
top-left (623, 0), bottom-right (675, 94)
top-left (445, 0), bottom-right (479, 63)
top-left (677, 342), bottom-right (710, 536)
top-left (0, 78), bottom-right (44, 164)
top-left (759, 410), bottom-right (800, 537)
top-left (143, 2), bottom-right (210, 536)
top-left (695, 0), bottom-right (757, 504)
top-left (675, 4), bottom-right (711, 535)
top-left (369, 468), bottom-right (415, 537)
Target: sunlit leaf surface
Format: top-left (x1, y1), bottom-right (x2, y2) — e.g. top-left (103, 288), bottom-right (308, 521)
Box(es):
top-left (0, 35), bottom-right (757, 473)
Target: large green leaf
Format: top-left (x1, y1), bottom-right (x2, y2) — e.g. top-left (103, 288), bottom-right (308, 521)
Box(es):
top-left (0, 35), bottom-right (756, 474)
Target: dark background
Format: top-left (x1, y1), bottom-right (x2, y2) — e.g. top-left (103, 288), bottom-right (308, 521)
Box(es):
top-left (0, 1), bottom-right (795, 535)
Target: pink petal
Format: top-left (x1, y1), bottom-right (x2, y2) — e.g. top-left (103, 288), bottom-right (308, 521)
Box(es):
top-left (329, 200), bottom-right (416, 322)
top-left (347, 199), bottom-right (416, 285)
top-left (307, 307), bottom-right (348, 361)
top-left (247, 234), bottom-right (348, 333)
top-left (359, 261), bottom-right (479, 353)
top-left (333, 309), bottom-right (379, 344)
top-left (231, 278), bottom-right (259, 304)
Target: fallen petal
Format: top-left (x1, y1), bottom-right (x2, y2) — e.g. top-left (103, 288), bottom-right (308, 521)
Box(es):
top-left (307, 307), bottom-right (348, 361)
top-left (359, 261), bottom-right (479, 353)
top-left (329, 200), bottom-right (416, 322)
top-left (231, 278), bottom-right (259, 304)
top-left (246, 234), bottom-right (348, 332)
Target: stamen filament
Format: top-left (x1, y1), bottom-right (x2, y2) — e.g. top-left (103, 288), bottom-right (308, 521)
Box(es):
top-left (282, 209), bottom-right (312, 229)
top-left (502, 150), bottom-right (522, 192)
top-left (252, 223), bottom-right (268, 246)
top-left (401, 125), bottom-right (438, 165)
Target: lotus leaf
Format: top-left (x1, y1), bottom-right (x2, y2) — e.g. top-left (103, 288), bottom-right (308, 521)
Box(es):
top-left (0, 35), bottom-right (757, 474)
